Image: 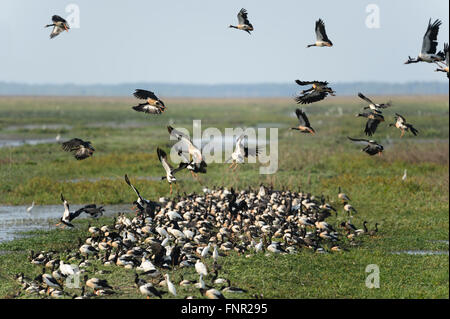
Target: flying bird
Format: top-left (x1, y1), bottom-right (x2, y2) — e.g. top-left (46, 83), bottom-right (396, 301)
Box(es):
top-left (291, 109), bottom-right (315, 134)
top-left (229, 8), bottom-right (254, 34)
top-left (124, 174), bottom-right (161, 217)
top-left (358, 93), bottom-right (391, 114)
top-left (74, 204), bottom-right (105, 219)
top-left (294, 80), bottom-right (335, 104)
top-left (62, 138), bottom-right (95, 160)
top-left (405, 19), bottom-right (445, 64)
top-left (347, 137), bottom-right (384, 156)
top-left (56, 194), bottom-right (84, 228)
top-left (435, 43), bottom-right (449, 78)
top-left (45, 15), bottom-right (70, 39)
top-left (307, 19), bottom-right (333, 47)
top-left (131, 89), bottom-right (166, 114)
top-left (356, 112), bottom-right (385, 137)
top-left (168, 126), bottom-right (207, 175)
top-left (157, 147), bottom-right (188, 194)
top-left (226, 135), bottom-right (260, 171)
top-left (389, 113), bottom-right (419, 138)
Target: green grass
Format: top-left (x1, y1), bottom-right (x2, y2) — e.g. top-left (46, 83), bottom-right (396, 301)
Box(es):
top-left (0, 96), bottom-right (448, 299)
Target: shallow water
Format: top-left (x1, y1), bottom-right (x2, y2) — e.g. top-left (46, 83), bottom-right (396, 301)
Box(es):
top-left (392, 250), bottom-right (449, 256)
top-left (0, 204), bottom-right (131, 243)
top-left (0, 138), bottom-right (59, 148)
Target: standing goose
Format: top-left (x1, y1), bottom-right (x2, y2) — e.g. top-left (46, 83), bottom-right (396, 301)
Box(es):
top-left (84, 275), bottom-right (113, 294)
top-left (338, 187), bottom-right (350, 202)
top-left (56, 193), bottom-right (84, 228)
top-left (294, 80), bottom-right (335, 104)
top-left (36, 268), bottom-right (63, 292)
top-left (347, 137), bottom-right (384, 156)
top-left (45, 15), bottom-right (70, 39)
top-left (405, 19), bottom-right (445, 64)
top-left (229, 8), bottom-right (254, 34)
top-left (389, 113), bottom-right (419, 137)
top-left (358, 93), bottom-right (391, 114)
top-left (200, 288), bottom-right (226, 299)
top-left (435, 43), bottom-right (449, 78)
top-left (356, 112), bottom-right (385, 137)
top-left (135, 274), bottom-right (163, 299)
top-left (62, 138), bottom-right (95, 160)
top-left (226, 134), bottom-right (260, 171)
top-left (131, 89), bottom-right (166, 114)
top-left (157, 147), bottom-right (187, 194)
top-left (168, 126), bottom-right (207, 174)
top-left (291, 109), bottom-right (315, 134)
top-left (307, 19), bottom-right (333, 48)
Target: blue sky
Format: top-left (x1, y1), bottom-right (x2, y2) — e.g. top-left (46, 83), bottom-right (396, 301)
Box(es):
top-left (0, 0), bottom-right (448, 84)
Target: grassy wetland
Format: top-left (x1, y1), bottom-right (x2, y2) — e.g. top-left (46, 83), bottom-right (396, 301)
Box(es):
top-left (0, 95), bottom-right (448, 299)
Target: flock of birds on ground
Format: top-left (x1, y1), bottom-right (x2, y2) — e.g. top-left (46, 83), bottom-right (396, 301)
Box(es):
top-left (10, 9), bottom-right (448, 299)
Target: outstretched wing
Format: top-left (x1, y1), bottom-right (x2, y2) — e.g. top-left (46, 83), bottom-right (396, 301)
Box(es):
top-left (124, 174), bottom-right (144, 202)
top-left (244, 146), bottom-right (260, 158)
top-left (295, 91), bottom-right (328, 104)
top-left (62, 138), bottom-right (83, 152)
top-left (357, 93), bottom-right (374, 105)
top-left (365, 119), bottom-right (380, 136)
top-left (315, 19), bottom-right (331, 42)
top-left (237, 8), bottom-right (250, 25)
top-left (295, 79), bottom-right (328, 86)
top-left (347, 137), bottom-right (370, 145)
top-left (422, 19), bottom-right (442, 55)
top-left (295, 109), bottom-right (311, 127)
top-left (133, 89), bottom-right (159, 101)
top-left (52, 15), bottom-right (67, 24)
top-left (157, 147), bottom-right (173, 174)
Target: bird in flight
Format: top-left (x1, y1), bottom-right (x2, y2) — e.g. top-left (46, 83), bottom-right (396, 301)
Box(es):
top-left (74, 204), bottom-right (105, 219)
top-left (56, 194), bottom-right (84, 228)
top-left (131, 89), bottom-right (166, 114)
top-left (307, 19), bottom-right (333, 48)
top-left (358, 93), bottom-right (391, 114)
top-left (435, 43), bottom-right (449, 78)
top-left (157, 147), bottom-right (188, 194)
top-left (356, 112), bottom-right (385, 137)
top-left (291, 109), bottom-right (315, 134)
top-left (229, 8), bottom-right (254, 34)
top-left (347, 137), bottom-right (384, 156)
top-left (226, 135), bottom-right (260, 171)
top-left (124, 174), bottom-right (160, 217)
top-left (405, 19), bottom-right (445, 64)
top-left (62, 138), bottom-right (95, 160)
top-left (45, 15), bottom-right (70, 39)
top-left (389, 113), bottom-right (419, 138)
top-left (294, 80), bottom-right (335, 104)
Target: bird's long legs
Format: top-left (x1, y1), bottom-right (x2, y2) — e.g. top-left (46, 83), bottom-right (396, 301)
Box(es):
top-left (400, 129), bottom-right (405, 138)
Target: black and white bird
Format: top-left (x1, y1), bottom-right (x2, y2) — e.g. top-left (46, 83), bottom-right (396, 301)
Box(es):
top-left (347, 137), bottom-right (384, 156)
top-left (226, 135), bottom-right (260, 171)
top-left (294, 80), bottom-right (335, 104)
top-left (56, 194), bottom-right (84, 228)
top-left (131, 89), bottom-right (166, 114)
top-left (291, 109), bottom-right (315, 134)
top-left (124, 174), bottom-right (160, 217)
top-left (157, 147), bottom-right (188, 194)
top-left (358, 93), bottom-right (391, 114)
top-left (168, 126), bottom-right (207, 175)
top-left (74, 204), bottom-right (105, 219)
top-left (405, 19), bottom-right (445, 64)
top-left (389, 113), bottom-right (419, 138)
top-left (356, 112), bottom-right (385, 137)
top-left (435, 43), bottom-right (449, 78)
top-left (229, 8), bottom-right (254, 34)
top-left (45, 15), bottom-right (70, 39)
top-left (62, 138), bottom-right (95, 160)
top-left (307, 19), bottom-right (333, 48)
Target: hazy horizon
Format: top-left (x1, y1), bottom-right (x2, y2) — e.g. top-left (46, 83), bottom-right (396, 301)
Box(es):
top-left (0, 0), bottom-right (449, 85)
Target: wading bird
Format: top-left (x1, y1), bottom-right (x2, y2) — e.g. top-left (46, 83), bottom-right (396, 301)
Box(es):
top-left (226, 135), bottom-right (260, 171)
top-left (56, 194), bottom-right (85, 228)
top-left (358, 93), bottom-right (391, 114)
top-left (157, 147), bottom-right (187, 194)
top-left (62, 138), bottom-right (95, 160)
top-left (131, 89), bottom-right (166, 114)
top-left (307, 19), bottom-right (333, 48)
top-left (294, 80), bottom-right (335, 104)
top-left (389, 113), bottom-right (419, 138)
top-left (45, 15), bottom-right (70, 39)
top-left (229, 8), bottom-right (254, 34)
top-left (347, 137), bottom-right (384, 156)
top-left (435, 43), bottom-right (449, 78)
top-left (405, 19), bottom-right (445, 64)
top-left (356, 112), bottom-right (385, 137)
top-left (291, 109), bottom-right (315, 134)
top-left (26, 201), bottom-right (35, 213)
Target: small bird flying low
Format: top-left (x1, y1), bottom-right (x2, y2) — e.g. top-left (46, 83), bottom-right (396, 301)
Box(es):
top-left (389, 113), bottom-right (419, 138)
top-left (307, 19), bottom-right (333, 48)
top-left (347, 137), bottom-right (384, 156)
top-left (405, 19), bottom-right (445, 64)
top-left (157, 147), bottom-right (188, 194)
top-left (56, 193), bottom-right (84, 228)
top-left (74, 204), bottom-right (105, 219)
top-left (294, 80), bottom-right (335, 104)
top-left (62, 138), bottom-right (95, 160)
top-left (291, 109), bottom-right (315, 134)
top-left (45, 15), bottom-right (70, 39)
top-left (356, 112), bottom-right (385, 137)
top-left (358, 93), bottom-right (391, 114)
top-left (229, 8), bottom-right (254, 34)
top-left (131, 89), bottom-right (166, 114)
top-left (226, 134), bottom-right (260, 171)
top-left (124, 174), bottom-right (161, 217)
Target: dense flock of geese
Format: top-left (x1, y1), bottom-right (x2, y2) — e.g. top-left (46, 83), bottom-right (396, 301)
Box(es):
top-left (10, 9), bottom-right (448, 299)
